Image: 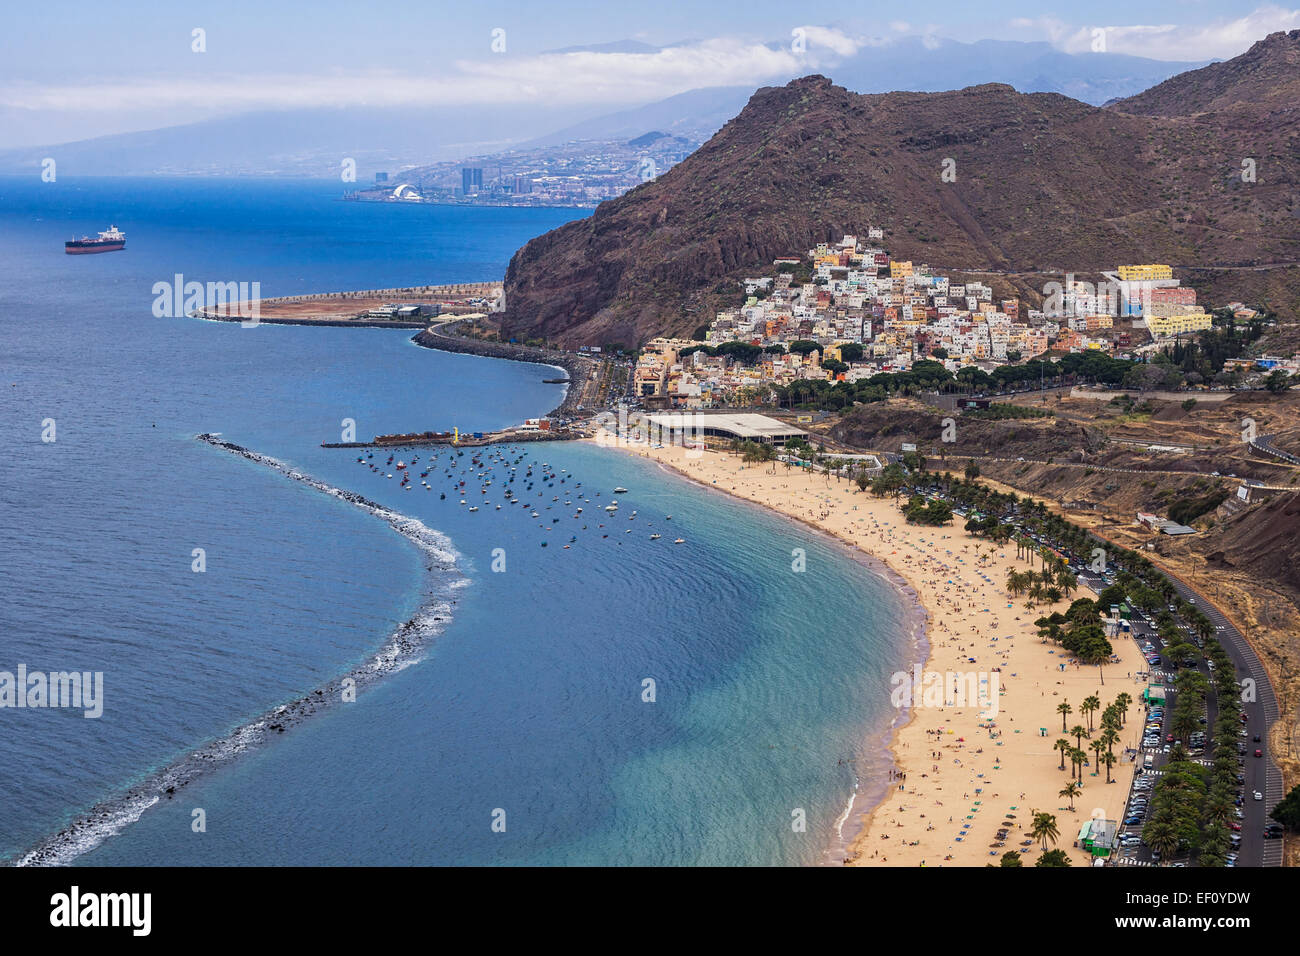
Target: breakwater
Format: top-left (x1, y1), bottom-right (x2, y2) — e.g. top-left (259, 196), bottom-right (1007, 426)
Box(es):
top-left (191, 310), bottom-right (428, 329)
top-left (9, 435), bottom-right (465, 867)
top-left (412, 321), bottom-right (596, 418)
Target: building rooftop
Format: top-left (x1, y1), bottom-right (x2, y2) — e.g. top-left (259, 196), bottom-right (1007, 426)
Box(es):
top-left (645, 412), bottom-right (808, 442)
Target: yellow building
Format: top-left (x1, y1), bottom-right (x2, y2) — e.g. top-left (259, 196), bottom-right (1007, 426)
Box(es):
top-left (1084, 314), bottom-right (1114, 331)
top-left (1146, 312), bottom-right (1213, 337)
top-left (889, 260), bottom-right (914, 278)
top-left (1117, 264), bottom-right (1173, 282)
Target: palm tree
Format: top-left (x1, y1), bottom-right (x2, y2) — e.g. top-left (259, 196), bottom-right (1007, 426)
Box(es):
top-left (1145, 820), bottom-right (1180, 864)
top-left (1082, 695), bottom-right (1101, 733)
top-left (1058, 700), bottom-right (1072, 733)
top-left (1054, 737), bottom-right (1072, 771)
top-left (1059, 781), bottom-right (1081, 810)
top-left (1115, 692), bottom-right (1132, 727)
top-left (1056, 567), bottom-right (1077, 598)
top-left (1100, 750), bottom-right (1116, 783)
top-left (1071, 724), bottom-right (1089, 751)
top-left (1030, 810), bottom-right (1060, 851)
top-left (1100, 728), bottom-right (1119, 762)
top-left (1070, 747), bottom-right (1087, 782)
top-left (1090, 739), bottom-right (1106, 778)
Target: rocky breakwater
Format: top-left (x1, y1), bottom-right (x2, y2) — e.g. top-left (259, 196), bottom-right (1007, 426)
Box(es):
top-left (412, 321), bottom-right (596, 418)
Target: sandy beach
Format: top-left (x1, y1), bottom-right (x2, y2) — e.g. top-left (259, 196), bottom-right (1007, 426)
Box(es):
top-left (594, 434), bottom-right (1149, 866)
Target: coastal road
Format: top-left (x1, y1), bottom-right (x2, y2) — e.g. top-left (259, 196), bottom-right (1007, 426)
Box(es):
top-left (1072, 567), bottom-right (1282, 866)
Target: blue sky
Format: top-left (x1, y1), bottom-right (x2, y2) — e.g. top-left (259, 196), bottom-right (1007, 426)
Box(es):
top-left (3, 0), bottom-right (1298, 146)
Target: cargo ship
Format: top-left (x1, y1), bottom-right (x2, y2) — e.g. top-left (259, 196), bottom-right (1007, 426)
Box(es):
top-left (65, 225), bottom-right (126, 255)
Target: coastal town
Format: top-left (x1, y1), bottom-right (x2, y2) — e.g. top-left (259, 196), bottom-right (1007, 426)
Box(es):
top-left (625, 231), bottom-right (1289, 408)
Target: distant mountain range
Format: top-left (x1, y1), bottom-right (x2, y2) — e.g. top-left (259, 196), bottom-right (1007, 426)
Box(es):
top-left (0, 36), bottom-right (1205, 177)
top-left (499, 31), bottom-right (1300, 348)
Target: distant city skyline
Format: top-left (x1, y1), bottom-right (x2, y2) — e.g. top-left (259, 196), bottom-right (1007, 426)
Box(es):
top-left (2, 1), bottom-right (1298, 148)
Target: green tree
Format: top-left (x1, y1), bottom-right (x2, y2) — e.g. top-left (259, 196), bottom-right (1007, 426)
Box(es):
top-left (1030, 811), bottom-right (1061, 850)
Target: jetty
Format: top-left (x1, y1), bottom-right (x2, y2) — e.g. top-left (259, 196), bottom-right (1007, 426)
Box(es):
top-left (190, 282), bottom-right (503, 327)
top-left (322, 424), bottom-right (577, 450)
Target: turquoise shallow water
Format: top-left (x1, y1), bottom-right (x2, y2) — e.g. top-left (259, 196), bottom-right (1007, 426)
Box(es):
top-left (0, 177), bottom-right (916, 865)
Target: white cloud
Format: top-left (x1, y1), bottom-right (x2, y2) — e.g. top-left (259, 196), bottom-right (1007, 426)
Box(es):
top-left (1051, 5), bottom-right (1300, 61)
top-left (0, 31), bottom-right (862, 116)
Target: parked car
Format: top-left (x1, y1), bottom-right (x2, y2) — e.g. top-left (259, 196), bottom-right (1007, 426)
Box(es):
top-left (1254, 790), bottom-right (1264, 801)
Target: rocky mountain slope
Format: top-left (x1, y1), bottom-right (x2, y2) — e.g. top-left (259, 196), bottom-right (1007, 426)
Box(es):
top-left (501, 33), bottom-right (1300, 348)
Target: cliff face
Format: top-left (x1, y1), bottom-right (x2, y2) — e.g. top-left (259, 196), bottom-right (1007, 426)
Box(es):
top-left (501, 33), bottom-right (1300, 348)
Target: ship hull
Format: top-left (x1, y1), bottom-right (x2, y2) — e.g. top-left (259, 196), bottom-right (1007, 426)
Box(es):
top-left (65, 242), bottom-right (126, 255)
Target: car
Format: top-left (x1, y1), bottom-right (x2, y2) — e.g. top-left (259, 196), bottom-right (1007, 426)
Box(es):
top-left (1230, 822), bottom-right (1242, 831)
top-left (1254, 790), bottom-right (1263, 801)
top-left (1253, 734), bottom-right (1262, 742)
top-left (1124, 816), bottom-right (1143, 825)
top-left (1255, 749), bottom-right (1263, 757)
top-left (1166, 734), bottom-right (1175, 743)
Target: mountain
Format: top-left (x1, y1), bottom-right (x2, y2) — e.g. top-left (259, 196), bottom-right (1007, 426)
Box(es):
top-left (828, 37), bottom-right (1205, 106)
top-left (500, 34), bottom-right (1300, 349)
top-left (0, 104), bottom-right (602, 178)
top-left (520, 86), bottom-right (757, 148)
top-left (1112, 28), bottom-right (1300, 116)
top-left (1, 35), bottom-right (1203, 177)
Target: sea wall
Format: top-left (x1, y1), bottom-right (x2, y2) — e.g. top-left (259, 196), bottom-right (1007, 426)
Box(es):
top-left (191, 310), bottom-right (427, 329)
top-left (412, 321), bottom-right (596, 418)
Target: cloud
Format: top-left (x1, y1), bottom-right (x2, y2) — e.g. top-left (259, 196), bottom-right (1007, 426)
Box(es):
top-left (1048, 5), bottom-right (1300, 61)
top-left (0, 31), bottom-right (863, 117)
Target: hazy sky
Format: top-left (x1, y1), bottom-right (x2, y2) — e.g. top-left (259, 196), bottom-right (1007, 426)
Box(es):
top-left (3, 0), bottom-right (1298, 146)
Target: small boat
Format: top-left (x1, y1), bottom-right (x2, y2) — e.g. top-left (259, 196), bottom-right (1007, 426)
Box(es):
top-left (469, 506), bottom-right (479, 512)
top-left (605, 505), bottom-right (618, 512)
top-left (650, 534), bottom-right (661, 540)
top-left (674, 538), bottom-right (685, 544)
top-left (614, 487), bottom-right (628, 494)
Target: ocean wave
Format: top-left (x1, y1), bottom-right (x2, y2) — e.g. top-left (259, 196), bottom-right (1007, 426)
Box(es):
top-left (9, 434), bottom-right (466, 867)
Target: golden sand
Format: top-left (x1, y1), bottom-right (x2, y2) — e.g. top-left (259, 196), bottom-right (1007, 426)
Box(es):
top-left (594, 436), bottom-right (1149, 866)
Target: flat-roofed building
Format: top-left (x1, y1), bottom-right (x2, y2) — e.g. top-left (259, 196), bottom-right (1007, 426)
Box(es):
top-left (644, 412), bottom-right (808, 444)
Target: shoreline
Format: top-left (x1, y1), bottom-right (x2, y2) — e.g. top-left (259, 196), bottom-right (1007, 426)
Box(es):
top-left (637, 452), bottom-right (931, 865)
top-left (594, 435), bottom-right (1146, 867)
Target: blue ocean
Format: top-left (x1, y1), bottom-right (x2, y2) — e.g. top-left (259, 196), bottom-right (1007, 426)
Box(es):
top-left (0, 176), bottom-right (917, 865)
